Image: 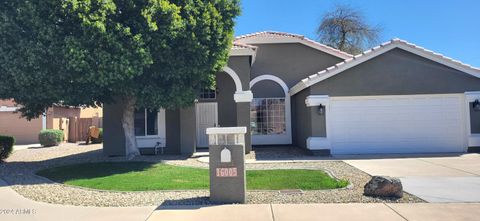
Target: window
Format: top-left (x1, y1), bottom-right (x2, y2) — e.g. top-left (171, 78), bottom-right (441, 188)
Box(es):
top-left (134, 108), bottom-right (158, 136)
top-left (199, 88), bottom-right (216, 99)
top-left (250, 98), bottom-right (286, 135)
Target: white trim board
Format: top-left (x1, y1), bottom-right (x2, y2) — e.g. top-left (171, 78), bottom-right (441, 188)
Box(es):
top-left (306, 137), bottom-right (331, 150)
top-left (234, 91), bottom-right (253, 103)
top-left (206, 127), bottom-right (247, 135)
top-left (289, 39), bottom-right (480, 96)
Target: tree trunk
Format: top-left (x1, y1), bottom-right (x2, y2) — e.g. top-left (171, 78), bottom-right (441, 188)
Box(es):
top-left (121, 96), bottom-right (139, 159)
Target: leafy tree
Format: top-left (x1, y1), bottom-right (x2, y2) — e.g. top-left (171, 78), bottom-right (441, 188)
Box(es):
top-left (0, 0), bottom-right (240, 158)
top-left (317, 4), bottom-right (381, 54)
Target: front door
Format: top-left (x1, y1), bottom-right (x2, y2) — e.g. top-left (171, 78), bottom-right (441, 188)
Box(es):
top-left (196, 102), bottom-right (218, 147)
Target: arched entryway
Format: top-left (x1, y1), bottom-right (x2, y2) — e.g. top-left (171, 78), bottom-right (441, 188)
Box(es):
top-left (249, 75), bottom-right (292, 145)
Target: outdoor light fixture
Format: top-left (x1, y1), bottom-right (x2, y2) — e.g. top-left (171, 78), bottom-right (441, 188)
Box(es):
top-left (317, 104), bottom-right (325, 115)
top-left (473, 99), bottom-right (480, 111)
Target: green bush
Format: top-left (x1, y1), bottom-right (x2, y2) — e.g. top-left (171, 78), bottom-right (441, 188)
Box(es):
top-left (39, 130), bottom-right (64, 147)
top-left (91, 128), bottom-right (103, 144)
top-left (0, 135), bottom-right (15, 161)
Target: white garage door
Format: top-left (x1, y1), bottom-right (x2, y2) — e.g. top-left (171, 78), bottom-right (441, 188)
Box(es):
top-left (329, 94), bottom-right (466, 154)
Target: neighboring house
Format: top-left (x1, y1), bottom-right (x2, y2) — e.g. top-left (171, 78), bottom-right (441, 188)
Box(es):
top-left (103, 31), bottom-right (480, 156)
top-left (0, 99), bottom-right (103, 144)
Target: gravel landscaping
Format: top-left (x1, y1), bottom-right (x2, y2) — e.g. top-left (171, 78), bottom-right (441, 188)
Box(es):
top-left (0, 143), bottom-right (423, 206)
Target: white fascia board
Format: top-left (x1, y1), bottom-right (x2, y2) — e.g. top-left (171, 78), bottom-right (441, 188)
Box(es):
top-left (206, 127), bottom-right (247, 135)
top-left (230, 48), bottom-right (256, 56)
top-left (465, 91), bottom-right (480, 102)
top-left (0, 106), bottom-right (18, 112)
top-left (306, 137), bottom-right (331, 150)
top-left (305, 95), bottom-right (329, 107)
top-left (234, 90), bottom-right (253, 103)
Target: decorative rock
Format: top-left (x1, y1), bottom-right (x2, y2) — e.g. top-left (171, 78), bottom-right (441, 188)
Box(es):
top-left (364, 176), bottom-right (403, 198)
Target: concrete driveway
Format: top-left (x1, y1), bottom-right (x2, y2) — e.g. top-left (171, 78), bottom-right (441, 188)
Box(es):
top-left (345, 153), bottom-right (480, 202)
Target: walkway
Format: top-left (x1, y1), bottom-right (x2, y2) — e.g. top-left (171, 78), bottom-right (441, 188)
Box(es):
top-left (147, 203), bottom-right (480, 221)
top-left (0, 179), bottom-right (154, 221)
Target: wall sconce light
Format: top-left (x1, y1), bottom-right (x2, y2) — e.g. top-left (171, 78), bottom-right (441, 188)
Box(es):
top-left (317, 104), bottom-right (325, 115)
top-left (473, 99), bottom-right (480, 111)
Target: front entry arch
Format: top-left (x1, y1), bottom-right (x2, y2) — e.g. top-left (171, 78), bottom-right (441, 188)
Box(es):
top-left (250, 75), bottom-right (292, 145)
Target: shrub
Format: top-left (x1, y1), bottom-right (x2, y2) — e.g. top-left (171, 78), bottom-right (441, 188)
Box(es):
top-left (39, 129), bottom-right (64, 147)
top-left (91, 128), bottom-right (103, 144)
top-left (0, 135), bottom-right (15, 161)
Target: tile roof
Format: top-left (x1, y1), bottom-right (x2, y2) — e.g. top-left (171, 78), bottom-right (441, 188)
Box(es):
top-left (289, 38), bottom-right (480, 95)
top-left (234, 31), bottom-right (353, 59)
top-left (231, 42), bottom-right (257, 50)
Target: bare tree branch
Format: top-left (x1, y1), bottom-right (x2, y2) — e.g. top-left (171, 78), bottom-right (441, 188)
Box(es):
top-left (317, 4), bottom-right (382, 55)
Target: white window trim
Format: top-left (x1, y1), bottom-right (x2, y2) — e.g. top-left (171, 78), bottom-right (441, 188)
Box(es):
top-left (465, 91), bottom-right (480, 147)
top-left (250, 75), bottom-right (292, 145)
top-left (135, 109), bottom-right (166, 148)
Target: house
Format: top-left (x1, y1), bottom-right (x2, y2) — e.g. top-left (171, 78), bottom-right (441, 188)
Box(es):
top-left (0, 99), bottom-right (103, 144)
top-left (103, 31), bottom-right (480, 156)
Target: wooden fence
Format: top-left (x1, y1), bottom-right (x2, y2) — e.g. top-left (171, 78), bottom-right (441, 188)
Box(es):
top-left (68, 117), bottom-right (102, 142)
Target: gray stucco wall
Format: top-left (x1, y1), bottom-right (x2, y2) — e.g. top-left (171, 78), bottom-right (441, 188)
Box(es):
top-left (228, 56), bottom-right (252, 91)
top-left (103, 105), bottom-right (183, 156)
top-left (291, 89), bottom-right (311, 149)
top-left (216, 72), bottom-right (237, 127)
top-left (103, 100), bottom-right (126, 156)
top-left (251, 43), bottom-right (343, 89)
top-left (237, 102), bottom-right (252, 153)
top-left (164, 109), bottom-right (181, 154)
top-left (251, 80), bottom-right (284, 98)
top-left (471, 104), bottom-right (480, 134)
top-left (310, 48), bottom-right (480, 96)
top-left (180, 106), bottom-right (196, 154)
top-left (311, 106), bottom-right (327, 137)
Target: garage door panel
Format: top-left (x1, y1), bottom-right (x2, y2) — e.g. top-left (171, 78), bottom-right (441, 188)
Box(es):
top-left (329, 95), bottom-right (466, 154)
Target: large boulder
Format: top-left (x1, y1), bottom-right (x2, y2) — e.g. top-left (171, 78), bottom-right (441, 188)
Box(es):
top-left (364, 176), bottom-right (403, 198)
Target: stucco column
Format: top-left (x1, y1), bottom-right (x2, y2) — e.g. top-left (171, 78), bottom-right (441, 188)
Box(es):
top-left (234, 91), bottom-right (253, 154)
top-left (180, 106), bottom-right (196, 154)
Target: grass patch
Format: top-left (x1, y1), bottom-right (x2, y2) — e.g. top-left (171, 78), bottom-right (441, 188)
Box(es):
top-left (37, 162), bottom-right (348, 191)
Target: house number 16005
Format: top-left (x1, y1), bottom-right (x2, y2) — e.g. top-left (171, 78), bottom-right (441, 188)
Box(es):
top-left (216, 168), bottom-right (238, 177)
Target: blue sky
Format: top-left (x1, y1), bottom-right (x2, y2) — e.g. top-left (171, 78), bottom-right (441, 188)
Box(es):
top-left (234, 0), bottom-right (480, 67)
